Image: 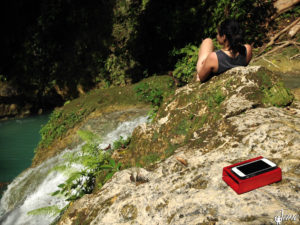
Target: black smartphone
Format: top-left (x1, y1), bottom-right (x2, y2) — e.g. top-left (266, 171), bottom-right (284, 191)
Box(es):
top-left (231, 158), bottom-right (277, 179)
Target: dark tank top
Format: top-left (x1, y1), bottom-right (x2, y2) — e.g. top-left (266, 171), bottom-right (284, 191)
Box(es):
top-left (215, 47), bottom-right (247, 74)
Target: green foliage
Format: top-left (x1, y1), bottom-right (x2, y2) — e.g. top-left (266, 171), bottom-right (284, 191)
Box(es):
top-left (141, 152), bottom-right (160, 165)
top-left (170, 1), bottom-right (273, 83)
top-left (104, 54), bottom-right (128, 86)
top-left (263, 82), bottom-right (294, 107)
top-left (64, 100), bottom-right (71, 106)
top-left (37, 108), bottom-right (88, 149)
top-left (200, 114), bottom-right (208, 127)
top-left (134, 82), bottom-right (163, 107)
top-left (99, 159), bottom-right (122, 183)
top-left (27, 205), bottom-right (62, 216)
top-left (78, 130), bottom-right (99, 145)
top-left (202, 0), bottom-right (273, 44)
top-left (260, 72), bottom-right (273, 88)
top-left (51, 130), bottom-right (122, 201)
top-left (112, 136), bottom-right (131, 150)
top-left (200, 87), bottom-right (226, 109)
top-left (212, 38), bottom-right (222, 51)
top-left (198, 86), bottom-right (226, 122)
top-left (2, 0), bottom-right (273, 106)
top-left (174, 119), bottom-right (191, 135)
top-left (171, 44), bottom-right (199, 84)
top-left (134, 82), bottom-right (164, 120)
top-left (164, 143), bottom-right (179, 158)
top-left (279, 5), bottom-right (300, 19)
top-left (52, 170), bottom-right (96, 201)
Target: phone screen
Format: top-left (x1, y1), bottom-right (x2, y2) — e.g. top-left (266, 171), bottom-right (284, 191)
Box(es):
top-left (237, 160), bottom-right (272, 175)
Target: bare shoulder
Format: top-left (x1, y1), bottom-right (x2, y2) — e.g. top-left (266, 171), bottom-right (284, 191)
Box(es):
top-left (244, 44), bottom-right (252, 64)
top-left (205, 52), bottom-right (218, 72)
top-left (205, 52), bottom-right (217, 64)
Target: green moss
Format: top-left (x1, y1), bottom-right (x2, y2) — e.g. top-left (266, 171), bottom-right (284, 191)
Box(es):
top-left (37, 108), bottom-right (91, 150)
top-left (199, 85), bottom-right (225, 111)
top-left (225, 77), bottom-right (234, 89)
top-left (152, 131), bottom-right (159, 142)
top-left (141, 152), bottom-right (161, 165)
top-left (173, 119), bottom-right (191, 135)
top-left (35, 75), bottom-right (175, 153)
top-left (263, 82), bottom-right (294, 107)
top-left (164, 143), bottom-right (180, 157)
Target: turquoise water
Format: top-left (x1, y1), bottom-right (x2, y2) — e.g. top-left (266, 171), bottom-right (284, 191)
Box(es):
top-left (0, 114), bottom-right (50, 183)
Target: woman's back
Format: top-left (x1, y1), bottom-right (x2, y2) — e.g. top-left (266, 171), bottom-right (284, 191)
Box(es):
top-left (215, 46), bottom-right (247, 74)
top-left (196, 19), bottom-right (252, 82)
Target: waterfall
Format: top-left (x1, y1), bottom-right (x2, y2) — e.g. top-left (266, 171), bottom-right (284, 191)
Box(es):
top-left (0, 111), bottom-right (148, 225)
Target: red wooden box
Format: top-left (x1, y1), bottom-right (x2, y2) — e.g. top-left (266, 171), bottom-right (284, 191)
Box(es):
top-left (222, 156), bottom-right (282, 194)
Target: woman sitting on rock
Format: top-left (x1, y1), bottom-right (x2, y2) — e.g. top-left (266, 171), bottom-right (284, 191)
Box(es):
top-left (196, 19), bottom-right (252, 82)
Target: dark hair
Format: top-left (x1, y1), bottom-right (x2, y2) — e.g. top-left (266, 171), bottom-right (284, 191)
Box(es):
top-left (218, 19), bottom-right (245, 56)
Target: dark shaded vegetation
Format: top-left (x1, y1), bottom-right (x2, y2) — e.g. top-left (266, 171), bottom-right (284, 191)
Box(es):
top-left (0, 0), bottom-right (275, 111)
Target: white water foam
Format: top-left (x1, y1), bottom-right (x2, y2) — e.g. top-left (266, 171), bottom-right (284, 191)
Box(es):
top-left (0, 114), bottom-right (148, 225)
top-left (98, 115), bottom-right (148, 149)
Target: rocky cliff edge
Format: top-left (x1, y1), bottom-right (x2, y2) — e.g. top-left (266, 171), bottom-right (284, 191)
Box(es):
top-left (58, 66), bottom-right (300, 225)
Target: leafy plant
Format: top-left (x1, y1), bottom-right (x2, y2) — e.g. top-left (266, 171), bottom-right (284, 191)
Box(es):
top-left (134, 82), bottom-right (164, 120)
top-left (37, 108), bottom-right (89, 150)
top-left (27, 205), bottom-right (63, 216)
top-left (52, 170), bottom-right (95, 201)
top-left (141, 152), bottom-right (160, 165)
top-left (51, 130), bottom-right (121, 201)
top-left (99, 159), bottom-right (122, 183)
top-left (113, 136), bottom-right (131, 150)
top-left (134, 82), bottom-right (163, 107)
top-left (202, 0), bottom-right (273, 45)
top-left (171, 44), bottom-right (199, 84)
top-left (279, 5), bottom-right (300, 20)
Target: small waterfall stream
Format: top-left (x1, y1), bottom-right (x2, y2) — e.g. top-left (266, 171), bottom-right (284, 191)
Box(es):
top-left (0, 109), bottom-right (148, 225)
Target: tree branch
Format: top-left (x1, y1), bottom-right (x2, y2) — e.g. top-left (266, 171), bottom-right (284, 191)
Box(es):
top-left (258, 17), bottom-right (300, 56)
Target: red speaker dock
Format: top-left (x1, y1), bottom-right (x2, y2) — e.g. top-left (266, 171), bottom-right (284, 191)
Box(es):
top-left (222, 156), bottom-right (282, 194)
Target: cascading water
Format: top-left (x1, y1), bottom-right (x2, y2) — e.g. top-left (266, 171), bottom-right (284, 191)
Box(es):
top-left (0, 109), bottom-right (148, 225)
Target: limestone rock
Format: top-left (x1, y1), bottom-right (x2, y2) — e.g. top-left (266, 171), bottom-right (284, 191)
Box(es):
top-left (58, 66), bottom-right (299, 225)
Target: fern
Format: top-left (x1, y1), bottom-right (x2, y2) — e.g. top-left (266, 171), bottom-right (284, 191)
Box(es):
top-left (27, 205), bottom-right (62, 216)
top-left (51, 129), bottom-right (121, 202)
top-left (112, 136), bottom-right (131, 150)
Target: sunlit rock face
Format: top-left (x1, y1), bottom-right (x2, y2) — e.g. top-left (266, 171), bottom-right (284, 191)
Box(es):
top-left (58, 66), bottom-right (299, 225)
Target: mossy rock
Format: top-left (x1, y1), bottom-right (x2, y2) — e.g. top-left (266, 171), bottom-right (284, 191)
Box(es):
top-left (263, 82), bottom-right (294, 107)
top-left (251, 46), bottom-right (300, 74)
top-left (32, 75), bottom-right (175, 167)
top-left (120, 66), bottom-right (294, 169)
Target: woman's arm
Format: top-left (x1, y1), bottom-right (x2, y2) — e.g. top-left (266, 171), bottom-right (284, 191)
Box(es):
top-left (244, 44), bottom-right (252, 65)
top-left (196, 52), bottom-right (218, 82)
